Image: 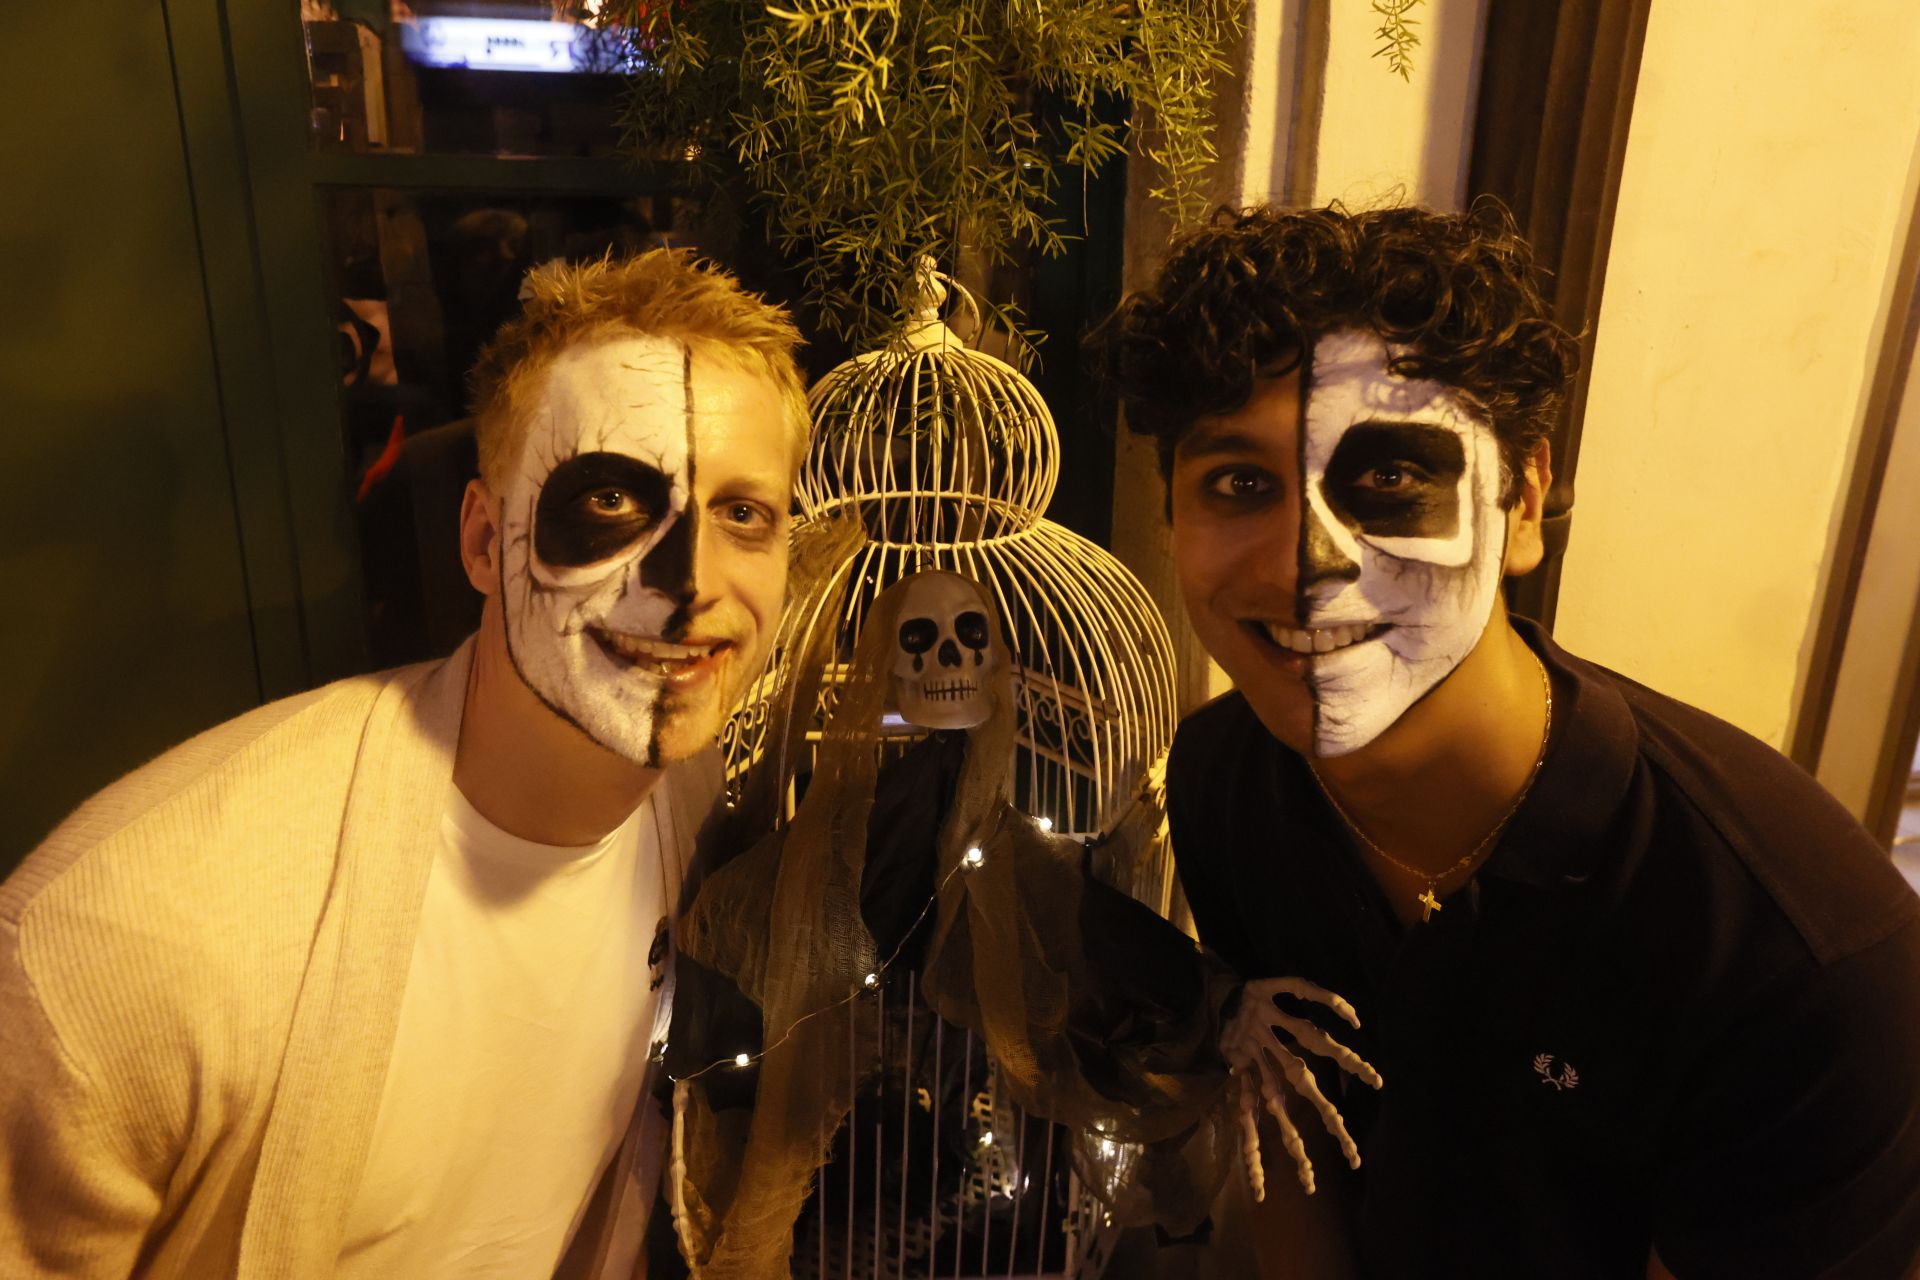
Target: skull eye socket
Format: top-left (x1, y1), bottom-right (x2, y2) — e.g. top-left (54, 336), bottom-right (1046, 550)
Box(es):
top-left (1321, 422), bottom-right (1465, 539)
top-left (536, 452), bottom-right (674, 568)
top-left (898, 617), bottom-right (938, 655)
top-left (954, 611), bottom-right (990, 650)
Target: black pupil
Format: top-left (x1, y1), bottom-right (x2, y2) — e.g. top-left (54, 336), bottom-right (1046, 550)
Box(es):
top-left (955, 611), bottom-right (989, 650)
top-left (899, 618), bottom-right (938, 655)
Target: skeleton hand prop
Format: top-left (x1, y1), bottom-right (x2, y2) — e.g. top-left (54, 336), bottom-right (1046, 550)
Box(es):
top-left (1220, 977), bottom-right (1383, 1200)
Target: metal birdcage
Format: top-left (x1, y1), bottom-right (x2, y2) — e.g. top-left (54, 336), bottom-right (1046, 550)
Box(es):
top-left (721, 268), bottom-right (1179, 1278)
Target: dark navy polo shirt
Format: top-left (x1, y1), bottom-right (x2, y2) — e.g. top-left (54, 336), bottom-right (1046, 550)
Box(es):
top-left (1165, 620), bottom-right (1920, 1278)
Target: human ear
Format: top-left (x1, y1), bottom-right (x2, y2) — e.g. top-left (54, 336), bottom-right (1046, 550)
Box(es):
top-left (1502, 440), bottom-right (1552, 577)
top-left (459, 479), bottom-right (503, 596)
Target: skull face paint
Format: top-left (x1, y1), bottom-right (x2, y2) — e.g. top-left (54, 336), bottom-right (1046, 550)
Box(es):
top-left (1296, 329), bottom-right (1507, 757)
top-left (498, 334), bottom-right (700, 765)
top-left (890, 572), bottom-right (1001, 730)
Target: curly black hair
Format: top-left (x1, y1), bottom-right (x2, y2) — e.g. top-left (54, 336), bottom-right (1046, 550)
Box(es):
top-left (1087, 200), bottom-right (1581, 501)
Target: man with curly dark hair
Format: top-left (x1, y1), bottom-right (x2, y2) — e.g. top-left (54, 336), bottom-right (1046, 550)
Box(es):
top-left (1090, 202), bottom-right (1920, 1278)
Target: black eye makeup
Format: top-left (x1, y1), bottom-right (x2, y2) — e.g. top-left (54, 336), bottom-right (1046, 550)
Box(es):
top-left (535, 451), bottom-right (674, 567)
top-left (898, 617), bottom-right (938, 655)
top-left (1321, 421), bottom-right (1466, 538)
top-left (954, 610), bottom-right (989, 650)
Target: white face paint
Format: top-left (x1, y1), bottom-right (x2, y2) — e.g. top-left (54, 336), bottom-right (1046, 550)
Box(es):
top-left (890, 572), bottom-right (1000, 730)
top-left (1298, 329), bottom-right (1507, 757)
top-left (499, 335), bottom-right (698, 765)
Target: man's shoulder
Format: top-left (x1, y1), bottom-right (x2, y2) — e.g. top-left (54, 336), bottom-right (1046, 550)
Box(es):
top-left (3, 660), bottom-right (437, 923)
top-left (1572, 651), bottom-right (1916, 966)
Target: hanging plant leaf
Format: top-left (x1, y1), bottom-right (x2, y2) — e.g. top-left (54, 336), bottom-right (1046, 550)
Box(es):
top-left (617, 0), bottom-right (1245, 347)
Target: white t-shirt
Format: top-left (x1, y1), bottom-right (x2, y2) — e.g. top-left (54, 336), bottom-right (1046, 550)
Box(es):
top-left (337, 785), bottom-right (673, 1278)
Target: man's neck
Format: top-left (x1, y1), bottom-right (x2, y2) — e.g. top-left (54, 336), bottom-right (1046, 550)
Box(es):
top-left (453, 618), bottom-right (662, 846)
top-left (1309, 608), bottom-right (1550, 872)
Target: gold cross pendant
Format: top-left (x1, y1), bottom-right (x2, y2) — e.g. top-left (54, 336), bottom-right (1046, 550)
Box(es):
top-left (1417, 888), bottom-right (1443, 922)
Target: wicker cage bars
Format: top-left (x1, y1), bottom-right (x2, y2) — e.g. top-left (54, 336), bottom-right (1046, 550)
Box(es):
top-left (800, 344), bottom-right (1058, 543)
top-left (984, 529), bottom-right (1172, 832)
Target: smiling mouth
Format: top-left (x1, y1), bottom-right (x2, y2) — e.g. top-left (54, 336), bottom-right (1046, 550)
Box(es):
top-left (589, 628), bottom-right (731, 680)
top-left (1246, 620), bottom-right (1390, 657)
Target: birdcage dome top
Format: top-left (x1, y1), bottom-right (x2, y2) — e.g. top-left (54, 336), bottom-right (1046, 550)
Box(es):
top-left (797, 268), bottom-right (1060, 546)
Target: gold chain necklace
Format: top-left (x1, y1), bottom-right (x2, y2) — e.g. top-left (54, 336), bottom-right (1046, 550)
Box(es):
top-left (1307, 653), bottom-right (1553, 923)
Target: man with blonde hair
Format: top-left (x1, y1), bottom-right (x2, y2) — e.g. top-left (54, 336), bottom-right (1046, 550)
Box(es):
top-left (0, 250), bottom-right (808, 1277)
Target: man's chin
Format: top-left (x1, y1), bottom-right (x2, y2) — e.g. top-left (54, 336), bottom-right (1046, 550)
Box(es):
top-left (642, 718), bottom-right (712, 766)
top-left (1231, 678), bottom-right (1317, 759)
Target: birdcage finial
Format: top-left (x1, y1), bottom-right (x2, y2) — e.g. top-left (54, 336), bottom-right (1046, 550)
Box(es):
top-left (899, 257), bottom-right (967, 352)
top-left (905, 256), bottom-right (948, 323)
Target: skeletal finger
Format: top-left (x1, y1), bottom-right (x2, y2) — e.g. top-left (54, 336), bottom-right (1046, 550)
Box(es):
top-left (1236, 1071), bottom-right (1266, 1203)
top-left (1260, 1015), bottom-right (1384, 1089)
top-left (1270, 1041), bottom-right (1363, 1171)
top-left (1245, 976), bottom-right (1362, 1030)
top-left (1255, 1050), bottom-right (1315, 1195)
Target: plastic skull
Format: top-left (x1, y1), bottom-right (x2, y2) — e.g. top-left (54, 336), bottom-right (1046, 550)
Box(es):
top-left (890, 572), bottom-right (1000, 729)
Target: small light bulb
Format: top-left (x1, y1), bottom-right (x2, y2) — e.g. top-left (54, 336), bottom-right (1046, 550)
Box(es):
top-left (733, 1052), bottom-right (751, 1068)
top-left (964, 846), bottom-right (984, 868)
top-left (1037, 816), bottom-right (1054, 832)
top-left (979, 1130), bottom-right (994, 1147)
top-left (862, 972), bottom-right (879, 989)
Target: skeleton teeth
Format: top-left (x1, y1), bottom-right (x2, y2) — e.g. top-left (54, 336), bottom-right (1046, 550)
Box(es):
top-left (919, 680), bottom-right (978, 701)
top-left (1258, 622), bottom-right (1379, 656)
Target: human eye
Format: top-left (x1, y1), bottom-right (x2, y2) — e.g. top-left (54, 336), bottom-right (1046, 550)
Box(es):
top-left (1352, 462), bottom-right (1429, 493)
top-left (1202, 466), bottom-right (1277, 503)
top-left (582, 487), bottom-right (639, 517)
top-left (716, 498), bottom-right (780, 542)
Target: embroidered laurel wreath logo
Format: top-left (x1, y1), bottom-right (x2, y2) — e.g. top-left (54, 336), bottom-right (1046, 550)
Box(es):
top-left (1532, 1054), bottom-right (1580, 1090)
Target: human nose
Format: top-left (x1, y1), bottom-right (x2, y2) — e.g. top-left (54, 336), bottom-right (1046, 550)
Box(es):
top-left (1299, 501), bottom-right (1361, 600)
top-left (645, 505), bottom-right (697, 609)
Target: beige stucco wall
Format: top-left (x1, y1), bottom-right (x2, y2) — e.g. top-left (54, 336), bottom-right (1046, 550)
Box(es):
top-left (1554, 0), bottom-right (1920, 748)
top-left (1310, 0), bottom-right (1487, 209)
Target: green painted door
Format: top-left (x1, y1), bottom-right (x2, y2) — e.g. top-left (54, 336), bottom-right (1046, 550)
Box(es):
top-left (0, 1), bottom-right (264, 864)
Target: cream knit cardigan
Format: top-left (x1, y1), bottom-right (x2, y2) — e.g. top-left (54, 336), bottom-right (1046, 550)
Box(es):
top-left (0, 639), bottom-right (709, 1278)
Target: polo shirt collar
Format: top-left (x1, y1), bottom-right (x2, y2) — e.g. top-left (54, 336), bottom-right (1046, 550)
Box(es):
top-left (1477, 617), bottom-right (1640, 891)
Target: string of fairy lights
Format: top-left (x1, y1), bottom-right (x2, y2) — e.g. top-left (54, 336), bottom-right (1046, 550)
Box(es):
top-left (665, 814), bottom-right (1062, 1086)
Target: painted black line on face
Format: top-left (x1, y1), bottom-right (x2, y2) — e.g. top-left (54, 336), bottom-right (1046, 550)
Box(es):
top-left (1295, 348), bottom-right (1362, 624)
top-left (1302, 506), bottom-right (1362, 596)
top-left (1322, 421), bottom-right (1465, 540)
top-left (652, 346), bottom-right (700, 638)
top-left (535, 452), bottom-right (674, 568)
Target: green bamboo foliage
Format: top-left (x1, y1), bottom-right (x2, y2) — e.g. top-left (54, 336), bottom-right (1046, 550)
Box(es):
top-left (619, 0), bottom-right (1245, 347)
top-left (1371, 0), bottom-right (1423, 82)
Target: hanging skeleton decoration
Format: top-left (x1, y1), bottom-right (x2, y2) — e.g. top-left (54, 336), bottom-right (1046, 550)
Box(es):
top-left (671, 570), bottom-right (1383, 1276)
top-left (497, 334), bottom-right (709, 766)
top-left (1296, 328), bottom-right (1511, 757)
top-left (889, 570), bottom-right (1000, 729)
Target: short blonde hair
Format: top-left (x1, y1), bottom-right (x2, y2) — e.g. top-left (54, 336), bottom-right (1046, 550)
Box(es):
top-left (469, 251), bottom-right (810, 488)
